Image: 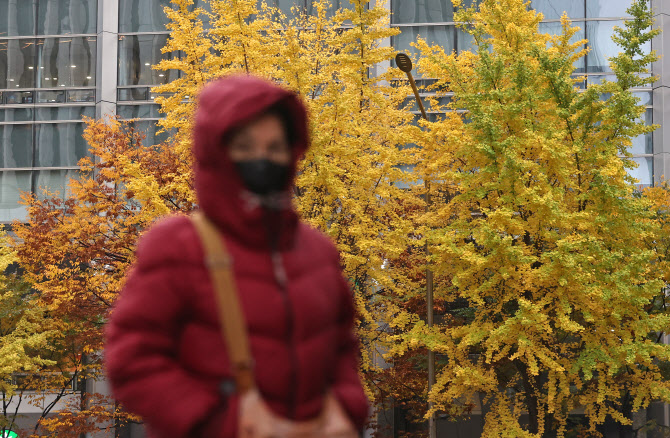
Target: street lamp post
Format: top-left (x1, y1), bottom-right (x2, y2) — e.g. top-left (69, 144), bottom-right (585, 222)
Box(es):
top-left (395, 52), bottom-right (436, 438)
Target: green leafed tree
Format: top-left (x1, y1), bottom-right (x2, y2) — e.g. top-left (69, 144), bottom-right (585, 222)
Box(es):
top-left (0, 233), bottom-right (57, 437)
top-left (391, 0), bottom-right (670, 436)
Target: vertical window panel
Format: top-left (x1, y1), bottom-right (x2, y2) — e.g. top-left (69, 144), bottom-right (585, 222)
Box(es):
top-left (456, 26), bottom-right (476, 53)
top-left (36, 37), bottom-right (96, 87)
top-left (3, 91), bottom-right (33, 104)
top-left (0, 124), bottom-right (33, 168)
top-left (128, 120), bottom-right (170, 146)
top-left (392, 0), bottom-right (454, 24)
top-left (530, 0), bottom-right (584, 20)
top-left (37, 90), bottom-right (66, 103)
top-left (34, 169), bottom-right (78, 199)
top-left (117, 104), bottom-right (161, 119)
top-left (0, 39), bottom-right (37, 89)
top-left (393, 26), bottom-right (455, 73)
top-left (118, 35), bottom-right (180, 86)
top-left (321, 0), bottom-right (355, 18)
top-left (118, 0), bottom-right (211, 32)
top-left (67, 89), bottom-right (95, 102)
top-left (118, 87), bottom-right (149, 101)
top-left (119, 0), bottom-right (172, 33)
top-left (0, 0), bottom-right (36, 36)
top-left (35, 122), bottom-right (87, 167)
top-left (0, 171), bottom-right (31, 222)
top-left (0, 108), bottom-right (33, 122)
top-left (630, 133), bottom-right (652, 155)
top-left (37, 0), bottom-right (97, 35)
top-left (628, 157), bottom-right (652, 186)
top-left (539, 21), bottom-right (586, 73)
top-left (269, 0), bottom-right (305, 17)
top-left (630, 108), bottom-right (652, 155)
top-left (457, 0), bottom-right (482, 9)
top-left (586, 20), bottom-right (623, 73)
top-left (586, 0), bottom-right (632, 18)
top-left (36, 106), bottom-right (95, 121)
top-left (632, 91), bottom-right (652, 106)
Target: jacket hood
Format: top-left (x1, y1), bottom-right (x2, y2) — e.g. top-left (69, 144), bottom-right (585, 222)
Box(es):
top-left (193, 75), bottom-right (309, 249)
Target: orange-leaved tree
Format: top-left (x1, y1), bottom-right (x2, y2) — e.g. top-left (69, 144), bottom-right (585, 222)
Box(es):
top-left (12, 118), bottom-right (191, 436)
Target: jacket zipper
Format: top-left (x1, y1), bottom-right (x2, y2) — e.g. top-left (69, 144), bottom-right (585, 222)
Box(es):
top-left (271, 248), bottom-right (298, 420)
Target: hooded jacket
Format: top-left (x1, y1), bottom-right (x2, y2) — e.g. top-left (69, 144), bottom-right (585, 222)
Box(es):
top-left (104, 75), bottom-right (369, 438)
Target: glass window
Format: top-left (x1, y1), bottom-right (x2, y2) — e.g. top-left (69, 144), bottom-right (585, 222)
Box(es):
top-left (539, 21), bottom-right (586, 73)
top-left (3, 91), bottom-right (34, 104)
top-left (36, 106), bottom-right (95, 121)
top-left (36, 37), bottom-right (96, 87)
top-left (149, 90), bottom-right (175, 101)
top-left (119, 0), bottom-right (172, 33)
top-left (37, 90), bottom-right (66, 103)
top-left (128, 120), bottom-right (170, 146)
top-left (586, 0), bottom-right (632, 18)
top-left (118, 87), bottom-right (149, 101)
top-left (0, 39), bottom-right (37, 89)
top-left (118, 35), bottom-right (180, 86)
top-left (35, 122), bottom-right (87, 167)
top-left (632, 91), bottom-right (652, 106)
top-left (319, 0), bottom-right (355, 18)
top-left (0, 1), bottom-right (36, 36)
top-left (392, 0), bottom-right (454, 24)
top-left (117, 104), bottom-right (161, 119)
top-left (530, 0), bottom-right (584, 20)
top-left (630, 133), bottom-right (652, 155)
top-left (118, 0), bottom-right (211, 32)
top-left (272, 0), bottom-right (306, 17)
top-left (0, 124), bottom-right (33, 168)
top-left (393, 26), bottom-right (455, 72)
top-left (456, 0), bottom-right (482, 9)
top-left (0, 108), bottom-right (33, 122)
top-left (67, 89), bottom-right (95, 102)
top-left (586, 74), bottom-right (617, 85)
top-left (34, 169), bottom-right (78, 199)
top-left (629, 108), bottom-right (652, 155)
top-left (628, 157), bottom-right (652, 186)
top-left (456, 26), bottom-right (476, 53)
top-left (37, 0), bottom-right (97, 35)
top-left (0, 171), bottom-right (31, 222)
top-left (586, 20), bottom-right (623, 73)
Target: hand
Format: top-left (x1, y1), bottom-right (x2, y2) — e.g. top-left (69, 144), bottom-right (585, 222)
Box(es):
top-left (238, 390), bottom-right (322, 438)
top-left (238, 390), bottom-right (285, 438)
top-left (320, 393), bottom-right (358, 438)
top-left (237, 390), bottom-right (356, 438)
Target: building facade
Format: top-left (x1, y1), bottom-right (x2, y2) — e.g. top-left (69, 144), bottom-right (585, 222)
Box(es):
top-left (0, 0), bottom-right (660, 223)
top-left (0, 0), bottom-right (666, 437)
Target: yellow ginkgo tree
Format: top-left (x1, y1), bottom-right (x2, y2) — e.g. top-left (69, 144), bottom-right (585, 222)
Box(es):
top-left (149, 0), bottom-right (426, 399)
top-left (391, 0), bottom-right (670, 436)
top-left (14, 0), bottom-right (428, 434)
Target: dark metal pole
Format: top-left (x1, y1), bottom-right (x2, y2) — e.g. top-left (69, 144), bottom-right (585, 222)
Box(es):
top-left (395, 53), bottom-right (436, 438)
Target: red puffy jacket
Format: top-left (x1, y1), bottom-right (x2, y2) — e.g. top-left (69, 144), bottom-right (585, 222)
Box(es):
top-left (105, 76), bottom-right (369, 438)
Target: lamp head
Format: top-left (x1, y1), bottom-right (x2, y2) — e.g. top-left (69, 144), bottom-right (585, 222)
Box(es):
top-left (395, 53), bottom-right (413, 73)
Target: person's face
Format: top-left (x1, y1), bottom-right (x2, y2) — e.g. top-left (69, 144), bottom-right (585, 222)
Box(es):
top-left (228, 114), bottom-right (291, 166)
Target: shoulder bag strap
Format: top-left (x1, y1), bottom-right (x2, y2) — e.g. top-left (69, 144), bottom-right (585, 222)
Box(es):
top-left (190, 211), bottom-right (255, 394)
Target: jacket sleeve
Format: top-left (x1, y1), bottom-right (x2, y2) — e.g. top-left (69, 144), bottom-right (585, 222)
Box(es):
top-left (105, 220), bottom-right (223, 438)
top-left (330, 253), bottom-right (370, 430)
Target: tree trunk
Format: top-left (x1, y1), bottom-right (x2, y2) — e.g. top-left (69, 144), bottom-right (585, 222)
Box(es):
top-left (516, 361), bottom-right (540, 435)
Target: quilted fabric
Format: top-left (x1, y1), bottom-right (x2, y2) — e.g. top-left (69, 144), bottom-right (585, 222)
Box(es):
top-left (104, 76), bottom-right (369, 438)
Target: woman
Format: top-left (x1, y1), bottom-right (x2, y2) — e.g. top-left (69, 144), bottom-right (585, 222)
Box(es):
top-left (105, 75), bottom-right (369, 438)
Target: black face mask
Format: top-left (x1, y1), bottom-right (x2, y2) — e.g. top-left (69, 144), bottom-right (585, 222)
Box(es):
top-left (234, 159), bottom-right (290, 196)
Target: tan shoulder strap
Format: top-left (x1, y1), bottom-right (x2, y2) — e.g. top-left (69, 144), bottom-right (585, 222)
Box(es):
top-left (190, 211), bottom-right (255, 394)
